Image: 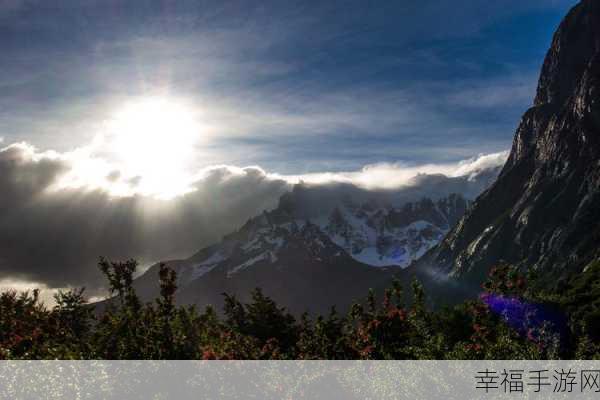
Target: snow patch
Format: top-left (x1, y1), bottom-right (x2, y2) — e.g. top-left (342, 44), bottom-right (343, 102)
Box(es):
top-left (227, 251), bottom-right (277, 277)
top-left (189, 250), bottom-right (227, 280)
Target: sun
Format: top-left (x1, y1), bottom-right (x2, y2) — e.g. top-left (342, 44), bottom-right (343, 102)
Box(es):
top-left (105, 97), bottom-right (200, 197)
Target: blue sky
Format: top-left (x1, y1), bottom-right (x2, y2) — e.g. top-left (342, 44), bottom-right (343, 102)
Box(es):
top-left (0, 0), bottom-right (578, 174)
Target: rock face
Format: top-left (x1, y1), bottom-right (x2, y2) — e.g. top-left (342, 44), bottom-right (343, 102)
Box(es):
top-left (418, 0), bottom-right (600, 287)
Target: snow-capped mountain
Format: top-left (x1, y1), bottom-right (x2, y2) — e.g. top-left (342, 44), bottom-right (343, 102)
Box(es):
top-left (319, 194), bottom-right (469, 267)
top-left (128, 169), bottom-right (497, 314)
top-left (132, 206), bottom-right (397, 315)
top-left (166, 191), bottom-right (468, 289)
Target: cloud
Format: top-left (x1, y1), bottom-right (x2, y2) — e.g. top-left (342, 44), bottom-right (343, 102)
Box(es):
top-left (279, 150), bottom-right (509, 190)
top-left (0, 278), bottom-right (64, 306)
top-left (450, 151), bottom-right (511, 179)
top-left (0, 143), bottom-right (290, 294)
top-left (0, 141), bottom-right (507, 296)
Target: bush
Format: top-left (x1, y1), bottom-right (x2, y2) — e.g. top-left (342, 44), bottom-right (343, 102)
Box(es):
top-left (0, 258), bottom-right (597, 359)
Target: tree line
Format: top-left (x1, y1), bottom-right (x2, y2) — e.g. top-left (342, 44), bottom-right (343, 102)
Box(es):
top-left (1, 258), bottom-right (599, 359)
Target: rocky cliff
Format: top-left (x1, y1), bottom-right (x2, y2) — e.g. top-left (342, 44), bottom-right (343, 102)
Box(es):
top-left (417, 0), bottom-right (600, 288)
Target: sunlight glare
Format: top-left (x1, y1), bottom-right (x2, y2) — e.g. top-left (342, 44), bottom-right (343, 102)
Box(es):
top-left (106, 97), bottom-right (200, 198)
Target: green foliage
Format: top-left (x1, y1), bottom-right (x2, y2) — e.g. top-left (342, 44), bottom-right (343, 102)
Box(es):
top-left (558, 261), bottom-right (600, 336)
top-left (1, 258), bottom-right (600, 359)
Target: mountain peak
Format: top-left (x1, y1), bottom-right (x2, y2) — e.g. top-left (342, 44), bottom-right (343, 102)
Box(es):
top-left (535, 0), bottom-right (600, 107)
top-left (418, 0), bottom-right (600, 288)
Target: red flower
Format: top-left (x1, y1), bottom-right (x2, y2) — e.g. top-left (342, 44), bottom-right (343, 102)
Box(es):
top-left (202, 348), bottom-right (217, 360)
top-left (387, 308), bottom-right (406, 320)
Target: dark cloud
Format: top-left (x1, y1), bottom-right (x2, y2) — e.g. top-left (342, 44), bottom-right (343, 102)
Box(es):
top-left (0, 145), bottom-right (290, 292)
top-left (0, 143), bottom-right (506, 293)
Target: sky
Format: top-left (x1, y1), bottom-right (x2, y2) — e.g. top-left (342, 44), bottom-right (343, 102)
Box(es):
top-left (0, 0), bottom-right (580, 300)
top-left (0, 0), bottom-right (577, 172)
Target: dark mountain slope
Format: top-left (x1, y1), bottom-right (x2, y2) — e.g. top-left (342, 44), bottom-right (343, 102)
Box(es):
top-left (133, 220), bottom-right (397, 316)
top-left (415, 0), bottom-right (600, 289)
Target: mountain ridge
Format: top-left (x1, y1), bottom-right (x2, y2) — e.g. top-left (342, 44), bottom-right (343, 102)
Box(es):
top-left (128, 188), bottom-right (478, 314)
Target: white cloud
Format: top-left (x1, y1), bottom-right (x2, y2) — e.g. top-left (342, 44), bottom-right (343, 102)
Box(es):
top-left (0, 278), bottom-right (67, 307)
top-left (5, 132), bottom-right (508, 199)
top-left (279, 151), bottom-right (509, 190)
top-left (450, 151), bottom-right (510, 179)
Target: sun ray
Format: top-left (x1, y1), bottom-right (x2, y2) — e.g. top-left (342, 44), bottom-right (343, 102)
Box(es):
top-left (103, 97), bottom-right (201, 198)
